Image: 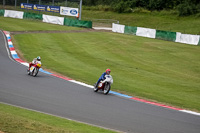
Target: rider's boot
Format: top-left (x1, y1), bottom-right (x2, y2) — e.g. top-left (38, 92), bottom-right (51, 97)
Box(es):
top-left (95, 82), bottom-right (99, 88)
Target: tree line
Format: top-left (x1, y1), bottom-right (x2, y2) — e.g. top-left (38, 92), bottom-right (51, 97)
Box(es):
top-left (83, 0), bottom-right (200, 16)
top-left (3, 0), bottom-right (200, 16)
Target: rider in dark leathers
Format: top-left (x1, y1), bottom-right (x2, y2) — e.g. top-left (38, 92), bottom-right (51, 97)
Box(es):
top-left (96, 69), bottom-right (111, 87)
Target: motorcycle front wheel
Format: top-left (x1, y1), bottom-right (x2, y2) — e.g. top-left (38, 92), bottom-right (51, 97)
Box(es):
top-left (104, 83), bottom-right (111, 95)
top-left (32, 68), bottom-right (39, 77)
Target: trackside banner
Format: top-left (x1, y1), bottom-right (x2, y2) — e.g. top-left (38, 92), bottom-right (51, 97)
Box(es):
top-left (46, 6), bottom-right (60, 13)
top-left (4, 10), bottom-right (24, 19)
top-left (175, 32), bottom-right (200, 45)
top-left (33, 4), bottom-right (46, 12)
top-left (60, 6), bottom-right (79, 17)
top-left (20, 3), bottom-right (33, 10)
top-left (112, 23), bottom-right (125, 33)
top-left (43, 14), bottom-right (64, 25)
top-left (21, 3), bottom-right (59, 13)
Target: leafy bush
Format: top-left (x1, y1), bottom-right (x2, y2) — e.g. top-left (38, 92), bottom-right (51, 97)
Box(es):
top-left (83, 5), bottom-right (113, 11)
top-left (177, 0), bottom-right (199, 16)
top-left (114, 0), bottom-right (135, 13)
top-left (133, 7), bottom-right (150, 13)
top-left (148, 0), bottom-right (165, 11)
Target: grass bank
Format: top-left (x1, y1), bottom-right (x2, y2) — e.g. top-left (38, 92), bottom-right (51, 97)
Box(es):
top-left (1, 6), bottom-right (200, 34)
top-left (13, 31), bottom-right (200, 112)
top-left (82, 10), bottom-right (200, 35)
top-left (0, 16), bottom-right (82, 31)
top-left (0, 103), bottom-right (116, 133)
top-left (1, 17), bottom-right (199, 111)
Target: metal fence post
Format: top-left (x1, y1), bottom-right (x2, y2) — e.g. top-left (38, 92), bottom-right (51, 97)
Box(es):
top-left (52, 0), bottom-right (54, 6)
top-left (39, 0), bottom-right (41, 5)
top-left (65, 0), bottom-right (67, 7)
top-left (15, 0), bottom-right (17, 8)
top-left (3, 0), bottom-right (5, 7)
top-left (27, 0), bottom-right (29, 3)
top-left (79, 0), bottom-right (82, 20)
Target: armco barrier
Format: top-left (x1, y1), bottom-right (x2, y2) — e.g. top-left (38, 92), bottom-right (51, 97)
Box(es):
top-left (112, 23), bottom-right (125, 33)
top-left (176, 32), bottom-right (200, 45)
top-left (23, 12), bottom-right (43, 20)
top-left (64, 18), bottom-right (92, 28)
top-left (113, 23), bottom-right (200, 46)
top-left (1, 9), bottom-right (92, 29)
top-left (43, 14), bottom-right (64, 25)
top-left (4, 10), bottom-right (24, 19)
top-left (124, 26), bottom-right (137, 35)
top-left (156, 30), bottom-right (176, 42)
top-left (0, 9), bottom-right (4, 16)
top-left (136, 27), bottom-right (156, 38)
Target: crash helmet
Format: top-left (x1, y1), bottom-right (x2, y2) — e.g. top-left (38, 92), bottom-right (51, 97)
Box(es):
top-left (106, 69), bottom-right (111, 74)
top-left (37, 56), bottom-right (41, 61)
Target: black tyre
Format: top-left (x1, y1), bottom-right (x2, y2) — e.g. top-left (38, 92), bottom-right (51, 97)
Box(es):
top-left (32, 68), bottom-right (39, 77)
top-left (27, 69), bottom-right (30, 75)
top-left (104, 83), bottom-right (111, 95)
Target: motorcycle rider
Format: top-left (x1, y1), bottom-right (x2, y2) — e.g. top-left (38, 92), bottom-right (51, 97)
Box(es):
top-left (95, 69), bottom-right (111, 88)
top-left (28, 56), bottom-right (41, 71)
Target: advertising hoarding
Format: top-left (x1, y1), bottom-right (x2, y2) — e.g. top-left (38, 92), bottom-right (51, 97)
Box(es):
top-left (20, 3), bottom-right (33, 10)
top-left (20, 3), bottom-right (78, 17)
top-left (60, 6), bottom-right (78, 17)
top-left (46, 6), bottom-right (60, 13)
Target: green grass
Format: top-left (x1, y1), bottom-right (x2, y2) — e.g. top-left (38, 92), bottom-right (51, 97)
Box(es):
top-left (0, 16), bottom-right (82, 31)
top-left (1, 6), bottom-right (200, 34)
top-left (13, 31), bottom-right (200, 111)
top-left (0, 12), bottom-right (200, 132)
top-left (82, 10), bottom-right (200, 35)
top-left (0, 103), bottom-right (116, 133)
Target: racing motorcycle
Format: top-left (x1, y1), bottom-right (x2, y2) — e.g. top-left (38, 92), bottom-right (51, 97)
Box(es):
top-left (94, 75), bottom-right (113, 95)
top-left (27, 61), bottom-right (42, 77)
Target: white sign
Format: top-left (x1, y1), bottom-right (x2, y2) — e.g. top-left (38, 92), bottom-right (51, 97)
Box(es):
top-left (60, 6), bottom-right (78, 17)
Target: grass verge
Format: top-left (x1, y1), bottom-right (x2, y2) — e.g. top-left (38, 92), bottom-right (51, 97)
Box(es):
top-left (0, 16), bottom-right (83, 31)
top-left (1, 6), bottom-right (200, 34)
top-left (0, 103), bottom-right (116, 133)
top-left (13, 31), bottom-right (200, 112)
top-left (82, 10), bottom-right (200, 35)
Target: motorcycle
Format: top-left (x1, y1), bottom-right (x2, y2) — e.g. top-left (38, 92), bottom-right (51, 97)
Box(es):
top-left (94, 75), bottom-right (113, 95)
top-left (27, 61), bottom-right (42, 77)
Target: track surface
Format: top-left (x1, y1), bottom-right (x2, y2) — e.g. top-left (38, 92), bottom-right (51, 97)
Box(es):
top-left (0, 31), bottom-right (200, 133)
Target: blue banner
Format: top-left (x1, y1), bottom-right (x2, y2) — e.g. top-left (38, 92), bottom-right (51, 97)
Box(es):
top-left (46, 6), bottom-right (60, 13)
top-left (20, 3), bottom-right (33, 10)
top-left (20, 3), bottom-right (61, 14)
top-left (33, 4), bottom-right (46, 11)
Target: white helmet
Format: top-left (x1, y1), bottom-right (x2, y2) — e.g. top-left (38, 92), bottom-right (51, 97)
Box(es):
top-left (37, 56), bottom-right (41, 61)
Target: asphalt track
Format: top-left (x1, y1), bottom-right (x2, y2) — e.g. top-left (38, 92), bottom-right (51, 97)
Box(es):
top-left (0, 31), bottom-right (200, 133)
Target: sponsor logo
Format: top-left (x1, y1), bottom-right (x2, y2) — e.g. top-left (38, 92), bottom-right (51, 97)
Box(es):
top-left (33, 5), bottom-right (37, 10)
top-left (21, 3), bottom-right (25, 8)
top-left (47, 6), bottom-right (51, 11)
top-left (70, 9), bottom-right (77, 15)
top-left (62, 9), bottom-right (68, 14)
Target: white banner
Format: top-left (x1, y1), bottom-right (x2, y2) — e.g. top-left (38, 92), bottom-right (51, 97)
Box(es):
top-left (175, 32), bottom-right (200, 45)
top-left (136, 27), bottom-right (156, 38)
top-left (60, 6), bottom-right (78, 17)
top-left (112, 23), bottom-right (125, 34)
top-left (4, 10), bottom-right (24, 19)
top-left (43, 14), bottom-right (64, 25)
